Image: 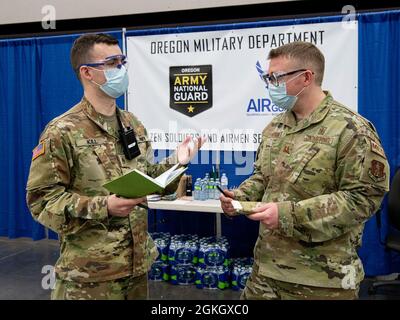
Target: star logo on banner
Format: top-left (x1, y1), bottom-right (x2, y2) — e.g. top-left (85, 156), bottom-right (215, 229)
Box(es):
top-left (187, 105), bottom-right (195, 113)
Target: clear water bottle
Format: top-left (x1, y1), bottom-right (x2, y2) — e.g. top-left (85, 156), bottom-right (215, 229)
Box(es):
top-left (214, 179), bottom-right (221, 199)
top-left (200, 178), bottom-right (207, 201)
top-left (199, 178), bottom-right (205, 200)
top-left (221, 173), bottom-right (229, 190)
top-left (193, 178), bottom-right (201, 200)
top-left (209, 178), bottom-right (215, 200)
top-left (203, 174), bottom-right (209, 200)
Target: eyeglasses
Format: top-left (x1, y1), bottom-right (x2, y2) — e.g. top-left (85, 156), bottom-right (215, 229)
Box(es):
top-left (79, 54), bottom-right (128, 70)
top-left (261, 69), bottom-right (308, 88)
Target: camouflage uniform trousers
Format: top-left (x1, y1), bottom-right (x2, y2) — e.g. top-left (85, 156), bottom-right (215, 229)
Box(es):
top-left (241, 262), bottom-right (359, 300)
top-left (51, 274), bottom-right (148, 300)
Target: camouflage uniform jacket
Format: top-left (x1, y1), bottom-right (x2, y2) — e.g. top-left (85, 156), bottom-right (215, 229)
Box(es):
top-left (26, 97), bottom-right (177, 283)
top-left (233, 92), bottom-right (389, 288)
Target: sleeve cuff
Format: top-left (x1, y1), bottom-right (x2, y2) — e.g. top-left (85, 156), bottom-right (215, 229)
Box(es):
top-left (233, 189), bottom-right (247, 201)
top-left (277, 201), bottom-right (294, 237)
top-left (234, 201), bottom-right (262, 216)
top-left (87, 196), bottom-right (109, 220)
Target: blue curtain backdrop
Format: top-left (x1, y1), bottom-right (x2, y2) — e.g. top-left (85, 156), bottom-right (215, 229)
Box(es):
top-left (357, 11), bottom-right (400, 275)
top-left (0, 31), bottom-right (123, 240)
top-left (0, 11), bottom-right (399, 276)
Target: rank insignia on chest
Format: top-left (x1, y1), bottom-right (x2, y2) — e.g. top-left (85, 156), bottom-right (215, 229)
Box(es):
top-left (318, 126), bottom-right (327, 135)
top-left (368, 160), bottom-right (386, 182)
top-left (32, 142), bottom-right (45, 160)
top-left (283, 144), bottom-right (291, 154)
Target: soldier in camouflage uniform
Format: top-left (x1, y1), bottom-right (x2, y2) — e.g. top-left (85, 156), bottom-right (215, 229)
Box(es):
top-left (26, 33), bottom-right (202, 300)
top-left (220, 42), bottom-right (389, 299)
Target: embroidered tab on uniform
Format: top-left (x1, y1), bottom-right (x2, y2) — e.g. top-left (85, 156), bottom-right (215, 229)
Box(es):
top-left (76, 138), bottom-right (107, 147)
top-left (370, 140), bottom-right (386, 158)
top-left (304, 135), bottom-right (333, 145)
top-left (32, 142), bottom-right (45, 160)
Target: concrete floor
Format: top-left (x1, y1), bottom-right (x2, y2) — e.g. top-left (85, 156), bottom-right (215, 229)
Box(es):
top-left (0, 237), bottom-right (399, 300)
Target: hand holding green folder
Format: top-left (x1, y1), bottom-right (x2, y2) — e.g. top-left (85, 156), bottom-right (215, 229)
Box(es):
top-left (103, 163), bottom-right (187, 198)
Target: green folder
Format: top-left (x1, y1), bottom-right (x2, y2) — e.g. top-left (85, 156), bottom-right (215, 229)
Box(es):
top-left (103, 163), bottom-right (187, 198)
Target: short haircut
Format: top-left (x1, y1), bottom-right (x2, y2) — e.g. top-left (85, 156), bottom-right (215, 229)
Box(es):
top-left (268, 41), bottom-right (325, 86)
top-left (70, 33), bottom-right (119, 79)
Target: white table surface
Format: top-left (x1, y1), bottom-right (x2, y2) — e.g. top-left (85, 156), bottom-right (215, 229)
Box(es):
top-left (147, 196), bottom-right (224, 213)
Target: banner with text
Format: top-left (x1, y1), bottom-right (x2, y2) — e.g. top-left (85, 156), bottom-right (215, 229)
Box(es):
top-left (126, 21), bottom-right (358, 151)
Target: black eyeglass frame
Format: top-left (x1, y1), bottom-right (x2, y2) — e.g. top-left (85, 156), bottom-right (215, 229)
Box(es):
top-left (261, 69), bottom-right (312, 88)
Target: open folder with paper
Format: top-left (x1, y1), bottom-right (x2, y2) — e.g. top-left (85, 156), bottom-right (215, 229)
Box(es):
top-left (103, 163), bottom-right (187, 198)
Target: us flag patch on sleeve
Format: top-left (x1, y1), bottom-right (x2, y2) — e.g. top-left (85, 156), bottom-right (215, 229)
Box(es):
top-left (32, 142), bottom-right (45, 160)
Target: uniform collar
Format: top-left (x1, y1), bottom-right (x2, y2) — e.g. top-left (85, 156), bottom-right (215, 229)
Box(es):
top-left (278, 91), bottom-right (333, 133)
top-left (81, 96), bottom-right (124, 139)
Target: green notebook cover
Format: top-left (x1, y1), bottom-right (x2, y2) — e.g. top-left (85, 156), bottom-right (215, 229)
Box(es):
top-left (103, 164), bottom-right (187, 198)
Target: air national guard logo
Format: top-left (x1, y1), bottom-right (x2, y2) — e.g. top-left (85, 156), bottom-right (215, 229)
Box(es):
top-left (170, 65), bottom-right (212, 117)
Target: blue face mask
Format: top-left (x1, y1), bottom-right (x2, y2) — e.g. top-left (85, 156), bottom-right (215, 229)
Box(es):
top-left (268, 73), bottom-right (306, 111)
top-left (93, 66), bottom-right (129, 98)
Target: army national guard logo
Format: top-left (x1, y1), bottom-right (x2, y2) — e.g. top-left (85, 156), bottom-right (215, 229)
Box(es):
top-left (170, 65), bottom-right (213, 117)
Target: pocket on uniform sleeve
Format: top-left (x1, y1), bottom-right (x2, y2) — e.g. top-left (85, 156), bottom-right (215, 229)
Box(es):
top-left (27, 138), bottom-right (61, 190)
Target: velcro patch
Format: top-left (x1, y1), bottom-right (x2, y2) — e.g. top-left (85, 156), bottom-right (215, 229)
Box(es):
top-left (75, 138), bottom-right (107, 147)
top-left (304, 135), bottom-right (334, 145)
top-left (370, 140), bottom-right (386, 158)
top-left (32, 142), bottom-right (45, 160)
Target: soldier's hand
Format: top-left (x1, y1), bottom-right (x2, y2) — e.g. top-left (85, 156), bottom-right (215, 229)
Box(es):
top-left (107, 194), bottom-right (147, 217)
top-left (177, 136), bottom-right (206, 165)
top-left (247, 202), bottom-right (279, 230)
top-left (219, 190), bottom-right (236, 216)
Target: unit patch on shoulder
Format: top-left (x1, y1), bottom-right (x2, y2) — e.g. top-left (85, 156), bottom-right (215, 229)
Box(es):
top-left (368, 159), bottom-right (386, 182)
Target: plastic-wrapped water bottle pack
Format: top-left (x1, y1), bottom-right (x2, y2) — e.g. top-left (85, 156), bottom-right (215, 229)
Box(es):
top-left (149, 260), bottom-right (170, 281)
top-left (198, 236), bottom-right (230, 268)
top-left (150, 232), bottom-right (171, 262)
top-left (230, 257), bottom-right (254, 291)
top-left (149, 233), bottom-right (253, 290)
top-left (195, 266), bottom-right (230, 290)
top-left (168, 234), bottom-right (199, 265)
